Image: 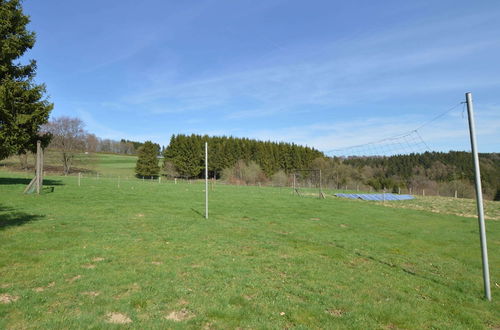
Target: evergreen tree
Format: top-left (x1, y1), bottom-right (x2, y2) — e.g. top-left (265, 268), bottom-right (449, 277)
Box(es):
top-left (0, 0), bottom-right (53, 159)
top-left (135, 141), bottom-right (160, 178)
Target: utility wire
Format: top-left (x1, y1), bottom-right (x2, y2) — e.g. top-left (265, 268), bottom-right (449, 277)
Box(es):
top-left (325, 102), bottom-right (463, 155)
top-left (413, 102), bottom-right (462, 131)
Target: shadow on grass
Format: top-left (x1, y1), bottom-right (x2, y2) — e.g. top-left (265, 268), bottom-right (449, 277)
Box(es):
top-left (0, 205), bottom-right (14, 213)
top-left (0, 177), bottom-right (64, 186)
top-left (331, 241), bottom-right (446, 288)
top-left (190, 208), bottom-right (205, 219)
top-left (0, 209), bottom-right (44, 230)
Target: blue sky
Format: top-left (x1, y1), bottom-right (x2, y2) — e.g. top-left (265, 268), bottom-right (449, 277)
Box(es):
top-left (23, 0), bottom-right (500, 153)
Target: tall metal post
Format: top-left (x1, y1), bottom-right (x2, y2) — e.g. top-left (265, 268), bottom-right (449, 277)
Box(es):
top-left (465, 92), bottom-right (491, 301)
top-left (36, 140), bottom-right (41, 194)
top-left (205, 142), bottom-right (208, 219)
top-left (319, 169), bottom-right (323, 198)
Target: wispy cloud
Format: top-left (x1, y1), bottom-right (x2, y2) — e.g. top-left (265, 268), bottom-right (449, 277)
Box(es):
top-left (113, 10), bottom-right (499, 121)
top-left (238, 104), bottom-right (500, 153)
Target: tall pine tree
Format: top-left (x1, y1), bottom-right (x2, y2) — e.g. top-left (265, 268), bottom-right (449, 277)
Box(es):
top-left (135, 141), bottom-right (160, 178)
top-left (0, 0), bottom-right (53, 159)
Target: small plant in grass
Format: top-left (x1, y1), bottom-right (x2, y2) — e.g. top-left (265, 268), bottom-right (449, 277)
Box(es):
top-left (135, 141), bottom-right (160, 178)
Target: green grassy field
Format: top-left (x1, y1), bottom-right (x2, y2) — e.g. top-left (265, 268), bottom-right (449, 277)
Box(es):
top-left (0, 151), bottom-right (138, 177)
top-left (1, 170), bottom-right (499, 329)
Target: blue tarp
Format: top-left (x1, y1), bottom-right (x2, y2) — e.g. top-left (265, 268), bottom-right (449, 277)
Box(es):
top-left (335, 193), bottom-right (415, 201)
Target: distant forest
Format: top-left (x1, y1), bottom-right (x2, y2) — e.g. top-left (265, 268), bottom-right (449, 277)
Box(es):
top-left (162, 134), bottom-right (500, 200)
top-left (163, 134), bottom-right (323, 178)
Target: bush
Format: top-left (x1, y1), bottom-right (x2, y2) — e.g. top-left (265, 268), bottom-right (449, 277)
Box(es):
top-left (221, 160), bottom-right (266, 185)
top-left (271, 170), bottom-right (288, 187)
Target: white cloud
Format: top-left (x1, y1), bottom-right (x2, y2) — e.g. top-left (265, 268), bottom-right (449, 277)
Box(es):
top-left (239, 105), bottom-right (500, 153)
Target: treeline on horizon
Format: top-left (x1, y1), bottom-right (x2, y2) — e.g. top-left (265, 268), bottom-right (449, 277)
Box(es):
top-left (337, 151), bottom-right (499, 199)
top-left (83, 135), bottom-right (161, 155)
top-left (163, 134), bottom-right (323, 178)
top-left (160, 134), bottom-right (500, 200)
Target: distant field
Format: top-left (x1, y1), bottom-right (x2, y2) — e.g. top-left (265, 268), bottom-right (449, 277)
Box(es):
top-left (91, 153), bottom-right (138, 177)
top-left (0, 170), bottom-right (499, 328)
top-left (0, 151), bottom-right (137, 177)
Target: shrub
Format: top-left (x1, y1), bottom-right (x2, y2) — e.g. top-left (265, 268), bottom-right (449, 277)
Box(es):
top-left (271, 170), bottom-right (288, 187)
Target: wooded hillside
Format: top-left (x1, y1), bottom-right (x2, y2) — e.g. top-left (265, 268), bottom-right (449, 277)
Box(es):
top-left (162, 135), bottom-right (499, 199)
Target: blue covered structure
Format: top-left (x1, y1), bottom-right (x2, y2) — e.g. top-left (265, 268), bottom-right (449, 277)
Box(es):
top-left (335, 193), bottom-right (415, 201)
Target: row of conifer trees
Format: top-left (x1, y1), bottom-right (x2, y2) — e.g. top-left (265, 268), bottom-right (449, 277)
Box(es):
top-left (162, 134), bottom-right (324, 178)
top-left (135, 135), bottom-right (323, 178)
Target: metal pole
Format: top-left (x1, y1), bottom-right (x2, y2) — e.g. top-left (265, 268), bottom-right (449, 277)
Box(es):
top-left (319, 169), bottom-right (322, 198)
top-left (205, 142), bottom-right (208, 219)
top-left (465, 92), bottom-right (491, 301)
top-left (40, 142), bottom-right (44, 191)
top-left (36, 140), bottom-right (41, 194)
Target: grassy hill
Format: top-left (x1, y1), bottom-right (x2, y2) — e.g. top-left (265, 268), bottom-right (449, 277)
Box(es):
top-left (0, 169), bottom-right (499, 328)
top-left (0, 151), bottom-right (137, 177)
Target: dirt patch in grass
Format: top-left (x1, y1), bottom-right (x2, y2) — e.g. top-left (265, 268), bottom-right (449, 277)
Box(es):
top-left (82, 264), bottom-right (96, 269)
top-left (203, 322), bottom-right (214, 329)
top-left (66, 275), bottom-right (82, 283)
top-left (165, 309), bottom-right (195, 322)
top-left (0, 284), bottom-right (11, 289)
top-left (178, 299), bottom-right (189, 306)
top-left (0, 293), bottom-right (19, 304)
top-left (326, 309), bottom-right (345, 317)
top-left (33, 281), bottom-right (55, 292)
top-left (81, 291), bottom-right (100, 297)
top-left (92, 257), bottom-right (105, 262)
top-left (106, 312), bottom-right (132, 324)
top-left (151, 261), bottom-right (162, 265)
top-left (309, 217), bottom-right (321, 221)
top-left (348, 257), bottom-right (370, 267)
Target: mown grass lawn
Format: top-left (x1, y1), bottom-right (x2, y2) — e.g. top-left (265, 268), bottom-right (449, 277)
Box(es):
top-left (0, 171), bottom-right (499, 329)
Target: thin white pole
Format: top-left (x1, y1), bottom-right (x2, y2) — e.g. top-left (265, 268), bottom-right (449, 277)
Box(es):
top-left (36, 140), bottom-right (41, 194)
top-left (465, 92), bottom-right (491, 301)
top-left (205, 142), bottom-right (208, 219)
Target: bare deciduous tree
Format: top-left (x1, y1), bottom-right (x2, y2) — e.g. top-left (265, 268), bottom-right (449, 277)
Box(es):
top-left (42, 116), bottom-right (86, 174)
top-left (85, 133), bottom-right (99, 153)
